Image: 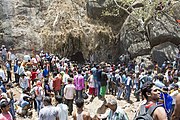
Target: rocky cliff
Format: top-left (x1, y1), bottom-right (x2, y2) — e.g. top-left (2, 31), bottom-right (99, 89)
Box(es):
top-left (0, 0), bottom-right (180, 63)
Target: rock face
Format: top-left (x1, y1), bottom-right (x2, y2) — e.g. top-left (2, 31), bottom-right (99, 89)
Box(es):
top-left (0, 0), bottom-right (44, 50)
top-left (0, 0), bottom-right (180, 63)
top-left (151, 42), bottom-right (179, 66)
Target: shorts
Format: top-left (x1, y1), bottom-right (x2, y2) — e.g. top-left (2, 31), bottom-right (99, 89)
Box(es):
top-left (89, 87), bottom-right (95, 95)
top-left (100, 86), bottom-right (106, 97)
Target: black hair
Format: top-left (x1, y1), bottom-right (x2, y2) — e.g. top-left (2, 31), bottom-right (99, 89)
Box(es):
top-left (173, 76), bottom-right (178, 81)
top-left (0, 100), bottom-right (9, 109)
top-left (55, 95), bottom-right (63, 103)
top-left (23, 96), bottom-right (29, 101)
top-left (75, 99), bottom-right (84, 108)
top-left (6, 83), bottom-right (11, 88)
top-left (77, 69), bottom-right (81, 74)
top-left (68, 78), bottom-right (72, 83)
top-left (141, 81), bottom-right (154, 100)
top-left (53, 72), bottom-right (57, 76)
top-left (44, 78), bottom-right (48, 84)
top-left (158, 75), bottom-right (164, 81)
top-left (43, 96), bottom-right (51, 104)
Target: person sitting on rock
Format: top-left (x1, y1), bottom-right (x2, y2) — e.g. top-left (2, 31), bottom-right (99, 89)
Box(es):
top-left (17, 96), bottom-right (32, 117)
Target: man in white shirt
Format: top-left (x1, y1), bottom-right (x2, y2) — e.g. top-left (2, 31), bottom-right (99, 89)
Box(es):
top-left (55, 95), bottom-right (68, 120)
top-left (64, 78), bottom-right (75, 115)
top-left (0, 66), bottom-right (5, 81)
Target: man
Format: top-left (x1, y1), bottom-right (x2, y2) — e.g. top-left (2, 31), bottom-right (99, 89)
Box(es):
top-left (0, 99), bottom-right (13, 120)
top-left (171, 93), bottom-right (180, 120)
top-left (64, 78), bottom-right (75, 115)
top-left (0, 65), bottom-right (6, 81)
top-left (1, 45), bottom-right (7, 62)
top-left (96, 65), bottom-right (102, 98)
top-left (154, 74), bottom-right (165, 88)
top-left (72, 99), bottom-right (91, 120)
top-left (55, 95), bottom-right (68, 120)
top-left (125, 73), bottom-right (133, 102)
top-left (97, 98), bottom-right (128, 120)
top-left (175, 50), bottom-right (180, 68)
top-left (39, 96), bottom-right (59, 120)
top-left (53, 72), bottom-right (62, 95)
top-left (6, 60), bottom-right (12, 82)
top-left (74, 69), bottom-right (84, 99)
top-left (137, 81), bottom-right (168, 120)
top-left (99, 67), bottom-right (108, 100)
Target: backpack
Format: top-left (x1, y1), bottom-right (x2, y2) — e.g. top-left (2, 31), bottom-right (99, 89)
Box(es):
top-left (134, 104), bottom-right (160, 120)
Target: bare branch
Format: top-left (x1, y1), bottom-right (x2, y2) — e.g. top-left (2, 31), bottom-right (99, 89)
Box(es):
top-left (113, 0), bottom-right (140, 22)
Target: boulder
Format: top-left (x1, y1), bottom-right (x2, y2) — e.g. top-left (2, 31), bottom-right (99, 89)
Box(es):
top-left (151, 42), bottom-right (179, 66)
top-left (85, 97), bottom-right (107, 118)
top-left (128, 41), bottom-right (151, 58)
top-left (149, 34), bottom-right (180, 48)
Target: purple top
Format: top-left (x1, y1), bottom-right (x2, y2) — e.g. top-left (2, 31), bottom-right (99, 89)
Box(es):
top-left (74, 74), bottom-right (85, 90)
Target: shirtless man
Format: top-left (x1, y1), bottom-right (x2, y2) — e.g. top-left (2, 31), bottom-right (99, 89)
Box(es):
top-left (72, 98), bottom-right (91, 120)
top-left (171, 93), bottom-right (180, 120)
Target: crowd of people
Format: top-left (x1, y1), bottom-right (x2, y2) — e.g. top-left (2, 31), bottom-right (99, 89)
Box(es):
top-left (0, 44), bottom-right (180, 120)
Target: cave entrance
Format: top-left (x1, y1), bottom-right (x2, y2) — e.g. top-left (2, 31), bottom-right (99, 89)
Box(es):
top-left (70, 51), bottom-right (85, 64)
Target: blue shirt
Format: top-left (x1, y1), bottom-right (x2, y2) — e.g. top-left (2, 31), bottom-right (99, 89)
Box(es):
top-left (0, 85), bottom-right (6, 93)
top-left (43, 69), bottom-right (49, 77)
top-left (14, 64), bottom-right (18, 73)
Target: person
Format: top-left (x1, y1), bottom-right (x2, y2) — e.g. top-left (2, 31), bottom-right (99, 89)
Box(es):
top-left (16, 96), bottom-right (32, 117)
top-left (171, 93), bottom-right (180, 120)
top-left (88, 71), bottom-right (96, 101)
top-left (31, 67), bottom-right (38, 86)
top-left (154, 74), bottom-right (165, 88)
top-left (0, 66), bottom-right (6, 81)
top-left (72, 98), bottom-right (91, 120)
top-left (43, 66), bottom-right (49, 78)
top-left (6, 83), bottom-right (15, 119)
top-left (105, 98), bottom-right (129, 120)
top-left (53, 72), bottom-right (62, 96)
top-left (6, 60), bottom-right (11, 82)
top-left (125, 73), bottom-right (133, 102)
top-left (33, 81), bottom-right (44, 115)
top-left (135, 81), bottom-right (168, 120)
top-left (55, 95), bottom-right (68, 120)
top-left (19, 74), bottom-right (29, 90)
top-left (38, 96), bottom-right (59, 120)
top-left (44, 79), bottom-right (51, 97)
top-left (170, 84), bottom-right (179, 115)
top-left (64, 78), bottom-right (75, 115)
top-left (74, 69), bottom-right (85, 99)
top-left (13, 60), bottom-right (20, 84)
top-left (99, 67), bottom-right (108, 100)
top-left (0, 99), bottom-right (13, 120)
top-left (1, 45), bottom-right (7, 62)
